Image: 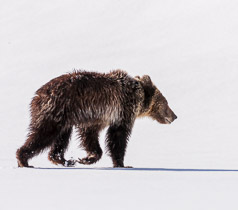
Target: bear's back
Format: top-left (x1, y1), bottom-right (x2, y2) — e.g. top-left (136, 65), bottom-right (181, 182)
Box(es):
top-left (33, 70), bottom-right (127, 127)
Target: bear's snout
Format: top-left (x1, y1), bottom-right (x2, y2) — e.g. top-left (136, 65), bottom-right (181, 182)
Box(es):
top-left (164, 115), bottom-right (177, 124)
top-left (164, 108), bottom-right (177, 124)
top-left (173, 113), bottom-right (177, 120)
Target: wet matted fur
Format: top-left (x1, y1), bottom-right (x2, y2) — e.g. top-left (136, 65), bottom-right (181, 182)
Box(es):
top-left (16, 70), bottom-right (177, 167)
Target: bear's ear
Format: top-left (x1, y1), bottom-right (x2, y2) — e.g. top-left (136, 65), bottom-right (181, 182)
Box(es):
top-left (139, 75), bottom-right (155, 108)
top-left (135, 75), bottom-right (152, 85)
top-left (141, 75), bottom-right (152, 86)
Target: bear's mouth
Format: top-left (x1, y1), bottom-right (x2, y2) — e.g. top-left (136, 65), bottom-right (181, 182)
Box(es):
top-left (165, 118), bottom-right (172, 124)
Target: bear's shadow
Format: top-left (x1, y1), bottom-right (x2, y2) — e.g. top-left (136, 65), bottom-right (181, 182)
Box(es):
top-left (33, 167), bottom-right (238, 172)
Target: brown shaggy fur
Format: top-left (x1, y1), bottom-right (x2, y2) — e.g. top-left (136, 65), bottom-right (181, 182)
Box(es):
top-left (16, 70), bottom-right (177, 168)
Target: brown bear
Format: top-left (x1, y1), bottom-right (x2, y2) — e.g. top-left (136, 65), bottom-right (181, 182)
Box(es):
top-left (16, 70), bottom-right (177, 168)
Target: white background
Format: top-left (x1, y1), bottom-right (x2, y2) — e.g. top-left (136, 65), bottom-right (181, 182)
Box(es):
top-left (1, 0), bottom-right (238, 209)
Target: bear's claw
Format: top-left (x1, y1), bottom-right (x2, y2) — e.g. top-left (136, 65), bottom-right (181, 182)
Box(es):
top-left (77, 157), bottom-right (97, 165)
top-left (64, 159), bottom-right (77, 167)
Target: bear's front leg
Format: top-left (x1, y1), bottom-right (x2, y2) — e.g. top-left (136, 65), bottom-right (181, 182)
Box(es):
top-left (106, 123), bottom-right (132, 168)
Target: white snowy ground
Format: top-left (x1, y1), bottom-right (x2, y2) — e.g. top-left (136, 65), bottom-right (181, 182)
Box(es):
top-left (1, 0), bottom-right (238, 209)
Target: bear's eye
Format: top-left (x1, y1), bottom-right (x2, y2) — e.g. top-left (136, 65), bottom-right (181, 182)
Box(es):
top-left (158, 104), bottom-right (165, 110)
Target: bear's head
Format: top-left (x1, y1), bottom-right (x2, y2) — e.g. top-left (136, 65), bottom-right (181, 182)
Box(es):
top-left (136, 75), bottom-right (177, 124)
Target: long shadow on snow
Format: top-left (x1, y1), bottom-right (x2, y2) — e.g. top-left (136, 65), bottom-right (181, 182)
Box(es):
top-left (34, 167), bottom-right (238, 172)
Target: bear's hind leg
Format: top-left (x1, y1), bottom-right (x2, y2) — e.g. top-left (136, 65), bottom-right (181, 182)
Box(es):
top-left (16, 128), bottom-right (57, 168)
top-left (77, 126), bottom-right (102, 165)
top-left (48, 127), bottom-right (74, 167)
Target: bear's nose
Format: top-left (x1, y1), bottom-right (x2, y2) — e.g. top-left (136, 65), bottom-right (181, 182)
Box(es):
top-left (173, 114), bottom-right (177, 120)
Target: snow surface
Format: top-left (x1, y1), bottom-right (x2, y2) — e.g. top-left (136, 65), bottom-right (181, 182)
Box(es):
top-left (1, 0), bottom-right (238, 209)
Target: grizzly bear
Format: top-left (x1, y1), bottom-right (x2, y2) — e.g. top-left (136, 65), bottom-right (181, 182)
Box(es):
top-left (16, 70), bottom-right (177, 168)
